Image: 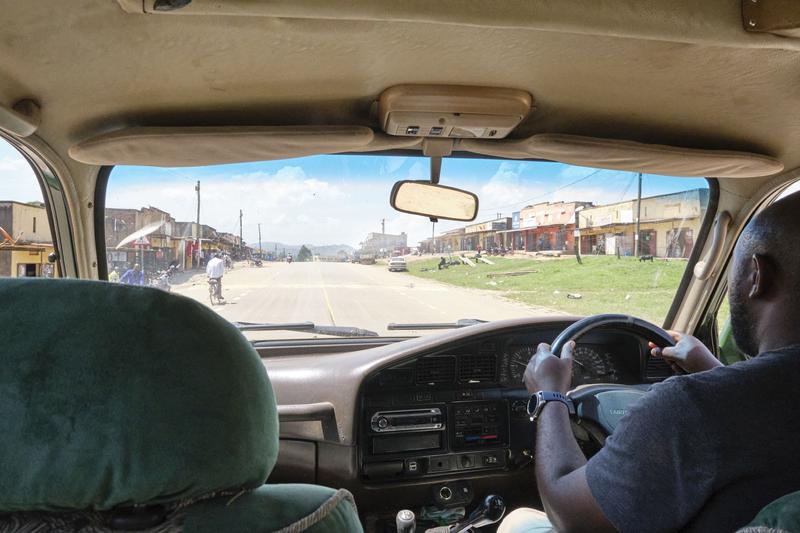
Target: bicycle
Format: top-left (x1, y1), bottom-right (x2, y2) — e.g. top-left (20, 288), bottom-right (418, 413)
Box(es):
top-left (208, 278), bottom-right (223, 306)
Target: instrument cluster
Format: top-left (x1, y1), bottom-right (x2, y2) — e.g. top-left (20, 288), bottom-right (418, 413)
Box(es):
top-left (498, 341), bottom-right (636, 387)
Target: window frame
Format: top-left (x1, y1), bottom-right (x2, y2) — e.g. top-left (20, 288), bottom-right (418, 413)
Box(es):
top-left (695, 176), bottom-right (800, 357)
top-left (0, 132), bottom-right (77, 278)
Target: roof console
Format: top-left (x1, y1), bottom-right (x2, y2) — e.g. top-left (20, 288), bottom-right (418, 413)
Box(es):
top-left (378, 85), bottom-right (532, 139)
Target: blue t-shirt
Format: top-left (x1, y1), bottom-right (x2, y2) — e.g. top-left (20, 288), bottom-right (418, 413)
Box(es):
top-left (586, 346), bottom-right (800, 532)
top-left (120, 269), bottom-right (144, 285)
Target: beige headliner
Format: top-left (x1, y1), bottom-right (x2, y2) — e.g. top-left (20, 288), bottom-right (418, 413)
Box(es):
top-left (2, 0), bottom-right (800, 171)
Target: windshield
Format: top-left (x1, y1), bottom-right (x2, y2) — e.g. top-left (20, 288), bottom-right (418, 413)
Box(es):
top-left (103, 156), bottom-right (709, 339)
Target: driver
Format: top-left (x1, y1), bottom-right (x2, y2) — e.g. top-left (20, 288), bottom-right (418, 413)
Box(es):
top-left (500, 191), bottom-right (800, 532)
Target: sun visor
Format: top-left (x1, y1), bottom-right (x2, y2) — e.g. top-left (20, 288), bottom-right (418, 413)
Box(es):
top-left (69, 126), bottom-right (377, 167)
top-left (460, 134), bottom-right (783, 178)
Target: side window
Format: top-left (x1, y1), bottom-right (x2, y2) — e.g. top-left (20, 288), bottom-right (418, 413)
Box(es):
top-left (0, 138), bottom-right (57, 278)
top-left (715, 294), bottom-right (745, 365)
top-left (712, 180), bottom-right (800, 365)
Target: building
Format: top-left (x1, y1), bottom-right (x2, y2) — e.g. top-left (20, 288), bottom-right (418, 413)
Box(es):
top-left (463, 217), bottom-right (511, 251)
top-left (499, 201), bottom-right (591, 253)
top-left (0, 201), bottom-right (56, 277)
top-left (105, 206), bottom-right (187, 273)
top-left (437, 227), bottom-right (466, 253)
top-left (578, 188), bottom-right (709, 257)
top-left (360, 232), bottom-right (408, 256)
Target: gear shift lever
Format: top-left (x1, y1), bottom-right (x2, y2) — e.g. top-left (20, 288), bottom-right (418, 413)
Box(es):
top-left (452, 494), bottom-right (506, 533)
top-left (396, 509), bottom-right (416, 533)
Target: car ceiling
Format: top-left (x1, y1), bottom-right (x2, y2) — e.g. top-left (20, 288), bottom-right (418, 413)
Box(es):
top-left (1, 1), bottom-right (800, 181)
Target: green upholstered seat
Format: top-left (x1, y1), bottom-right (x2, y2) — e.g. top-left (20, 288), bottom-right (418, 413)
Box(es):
top-left (0, 278), bottom-right (361, 532)
top-left (184, 484), bottom-right (362, 533)
top-left (737, 490), bottom-right (800, 533)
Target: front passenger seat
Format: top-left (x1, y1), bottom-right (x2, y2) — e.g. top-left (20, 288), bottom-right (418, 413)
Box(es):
top-left (0, 278), bottom-right (362, 532)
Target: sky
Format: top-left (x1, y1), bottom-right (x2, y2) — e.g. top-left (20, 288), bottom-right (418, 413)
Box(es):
top-left (1, 139), bottom-right (710, 248)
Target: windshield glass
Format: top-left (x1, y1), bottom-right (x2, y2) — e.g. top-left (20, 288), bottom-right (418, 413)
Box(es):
top-left (103, 156), bottom-right (709, 339)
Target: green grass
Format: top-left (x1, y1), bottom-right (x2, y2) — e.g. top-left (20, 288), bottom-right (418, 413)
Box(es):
top-left (405, 256), bottom-right (690, 324)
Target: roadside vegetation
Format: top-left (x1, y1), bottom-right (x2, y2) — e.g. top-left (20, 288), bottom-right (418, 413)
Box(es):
top-left (405, 255), bottom-right (689, 324)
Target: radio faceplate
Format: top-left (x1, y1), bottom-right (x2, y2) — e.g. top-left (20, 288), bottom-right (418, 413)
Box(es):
top-left (362, 399), bottom-right (511, 481)
top-left (370, 407), bottom-right (444, 433)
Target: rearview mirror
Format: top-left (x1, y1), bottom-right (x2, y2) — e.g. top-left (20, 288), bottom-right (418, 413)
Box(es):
top-left (390, 180), bottom-right (479, 221)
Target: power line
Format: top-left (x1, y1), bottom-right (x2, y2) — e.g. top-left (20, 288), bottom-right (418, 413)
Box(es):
top-left (478, 168), bottom-right (605, 213)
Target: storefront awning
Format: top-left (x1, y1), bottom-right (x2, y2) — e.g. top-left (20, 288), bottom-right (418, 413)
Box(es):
top-left (115, 221), bottom-right (164, 249)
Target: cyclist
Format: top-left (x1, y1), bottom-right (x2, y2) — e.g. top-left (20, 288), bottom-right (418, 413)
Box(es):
top-left (206, 252), bottom-right (225, 301)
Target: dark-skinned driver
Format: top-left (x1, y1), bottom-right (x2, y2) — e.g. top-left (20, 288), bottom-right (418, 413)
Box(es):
top-left (499, 191), bottom-right (800, 532)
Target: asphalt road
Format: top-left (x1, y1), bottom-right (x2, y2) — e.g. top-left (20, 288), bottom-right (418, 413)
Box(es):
top-left (171, 261), bottom-right (564, 338)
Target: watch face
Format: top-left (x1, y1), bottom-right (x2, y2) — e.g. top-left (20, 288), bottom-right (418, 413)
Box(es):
top-left (527, 393), bottom-right (540, 418)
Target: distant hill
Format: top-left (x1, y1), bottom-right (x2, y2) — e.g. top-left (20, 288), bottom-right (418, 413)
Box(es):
top-left (256, 241), bottom-right (355, 258)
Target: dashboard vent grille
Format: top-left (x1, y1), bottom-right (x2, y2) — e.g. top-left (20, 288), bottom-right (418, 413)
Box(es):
top-left (378, 368), bottom-right (414, 388)
top-left (416, 356), bottom-right (456, 384)
top-left (645, 356), bottom-right (673, 380)
top-left (459, 354), bottom-right (497, 383)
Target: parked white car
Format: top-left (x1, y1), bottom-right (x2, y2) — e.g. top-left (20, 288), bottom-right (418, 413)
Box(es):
top-left (387, 257), bottom-right (407, 272)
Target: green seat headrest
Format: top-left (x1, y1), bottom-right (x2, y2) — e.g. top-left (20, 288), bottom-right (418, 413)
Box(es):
top-left (0, 278), bottom-right (278, 512)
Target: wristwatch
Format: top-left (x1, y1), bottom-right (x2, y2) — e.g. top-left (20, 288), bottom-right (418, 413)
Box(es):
top-left (527, 391), bottom-right (575, 422)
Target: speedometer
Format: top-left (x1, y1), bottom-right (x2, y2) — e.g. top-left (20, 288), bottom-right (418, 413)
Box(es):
top-left (501, 344), bottom-right (617, 386)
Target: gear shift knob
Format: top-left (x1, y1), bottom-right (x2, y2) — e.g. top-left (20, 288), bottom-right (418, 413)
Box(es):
top-left (453, 495), bottom-right (506, 533)
top-left (396, 509), bottom-right (416, 533)
top-left (480, 494), bottom-right (506, 522)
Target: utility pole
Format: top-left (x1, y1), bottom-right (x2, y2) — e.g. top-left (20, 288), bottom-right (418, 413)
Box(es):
top-left (381, 218), bottom-right (385, 234)
top-left (195, 181), bottom-right (201, 267)
top-left (258, 223), bottom-right (262, 256)
top-left (574, 206), bottom-right (583, 265)
top-left (239, 209), bottom-right (243, 256)
top-left (635, 172), bottom-right (643, 256)
top-left (431, 220), bottom-right (436, 254)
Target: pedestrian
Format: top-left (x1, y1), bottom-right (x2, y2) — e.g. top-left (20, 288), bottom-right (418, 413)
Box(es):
top-left (206, 252), bottom-right (225, 300)
top-left (108, 267), bottom-right (120, 283)
top-left (120, 263), bottom-right (144, 285)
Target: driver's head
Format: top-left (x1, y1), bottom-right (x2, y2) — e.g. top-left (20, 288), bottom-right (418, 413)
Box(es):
top-left (728, 190), bottom-right (800, 355)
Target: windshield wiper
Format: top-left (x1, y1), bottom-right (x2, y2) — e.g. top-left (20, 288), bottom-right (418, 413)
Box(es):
top-left (232, 321), bottom-right (379, 337)
top-left (387, 318), bottom-right (487, 331)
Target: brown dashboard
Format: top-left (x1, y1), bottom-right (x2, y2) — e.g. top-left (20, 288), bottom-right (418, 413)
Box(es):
top-left (358, 326), bottom-right (670, 485)
top-left (261, 316), bottom-right (673, 516)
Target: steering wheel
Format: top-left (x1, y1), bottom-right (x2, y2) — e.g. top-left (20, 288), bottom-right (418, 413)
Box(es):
top-left (549, 314), bottom-right (675, 440)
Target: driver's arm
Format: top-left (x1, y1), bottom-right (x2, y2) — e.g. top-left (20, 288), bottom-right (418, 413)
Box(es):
top-left (526, 342), bottom-right (718, 533)
top-left (525, 342), bottom-right (615, 532)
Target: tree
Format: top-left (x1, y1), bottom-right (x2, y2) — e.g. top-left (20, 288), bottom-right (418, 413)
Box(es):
top-left (297, 245), bottom-right (313, 262)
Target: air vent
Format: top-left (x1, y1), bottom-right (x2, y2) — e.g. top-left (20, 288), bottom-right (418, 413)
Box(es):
top-left (645, 357), bottom-right (673, 380)
top-left (378, 368), bottom-right (414, 388)
top-left (459, 354), bottom-right (497, 383)
top-left (416, 356), bottom-right (456, 385)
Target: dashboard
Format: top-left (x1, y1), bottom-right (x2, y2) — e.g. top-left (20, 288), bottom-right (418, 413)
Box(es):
top-left (359, 327), bottom-right (670, 484)
top-left (263, 317), bottom-right (674, 517)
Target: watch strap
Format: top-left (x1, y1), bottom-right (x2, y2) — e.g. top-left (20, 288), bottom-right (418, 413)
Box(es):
top-left (528, 391), bottom-right (575, 421)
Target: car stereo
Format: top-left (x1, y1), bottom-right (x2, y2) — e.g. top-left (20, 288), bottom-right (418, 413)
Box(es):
top-left (370, 408), bottom-right (444, 433)
top-left (362, 400), bottom-right (510, 481)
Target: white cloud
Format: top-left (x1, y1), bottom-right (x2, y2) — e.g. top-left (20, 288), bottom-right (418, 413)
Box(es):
top-left (408, 161), bottom-right (427, 180)
top-left (107, 165), bottom-right (368, 246)
top-left (381, 157), bottom-right (407, 175)
top-left (0, 143), bottom-right (43, 204)
top-left (478, 162), bottom-right (546, 211)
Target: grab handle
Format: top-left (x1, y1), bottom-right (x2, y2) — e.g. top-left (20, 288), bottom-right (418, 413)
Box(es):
top-left (693, 211), bottom-right (732, 280)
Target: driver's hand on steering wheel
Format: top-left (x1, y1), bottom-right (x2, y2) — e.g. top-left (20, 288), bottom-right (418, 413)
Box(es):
top-left (523, 341), bottom-right (575, 395)
top-left (649, 331), bottom-right (724, 375)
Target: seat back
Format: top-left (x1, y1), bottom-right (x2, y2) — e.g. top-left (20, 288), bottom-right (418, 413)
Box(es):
top-left (0, 278), bottom-right (278, 514)
top-left (737, 490), bottom-right (800, 533)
